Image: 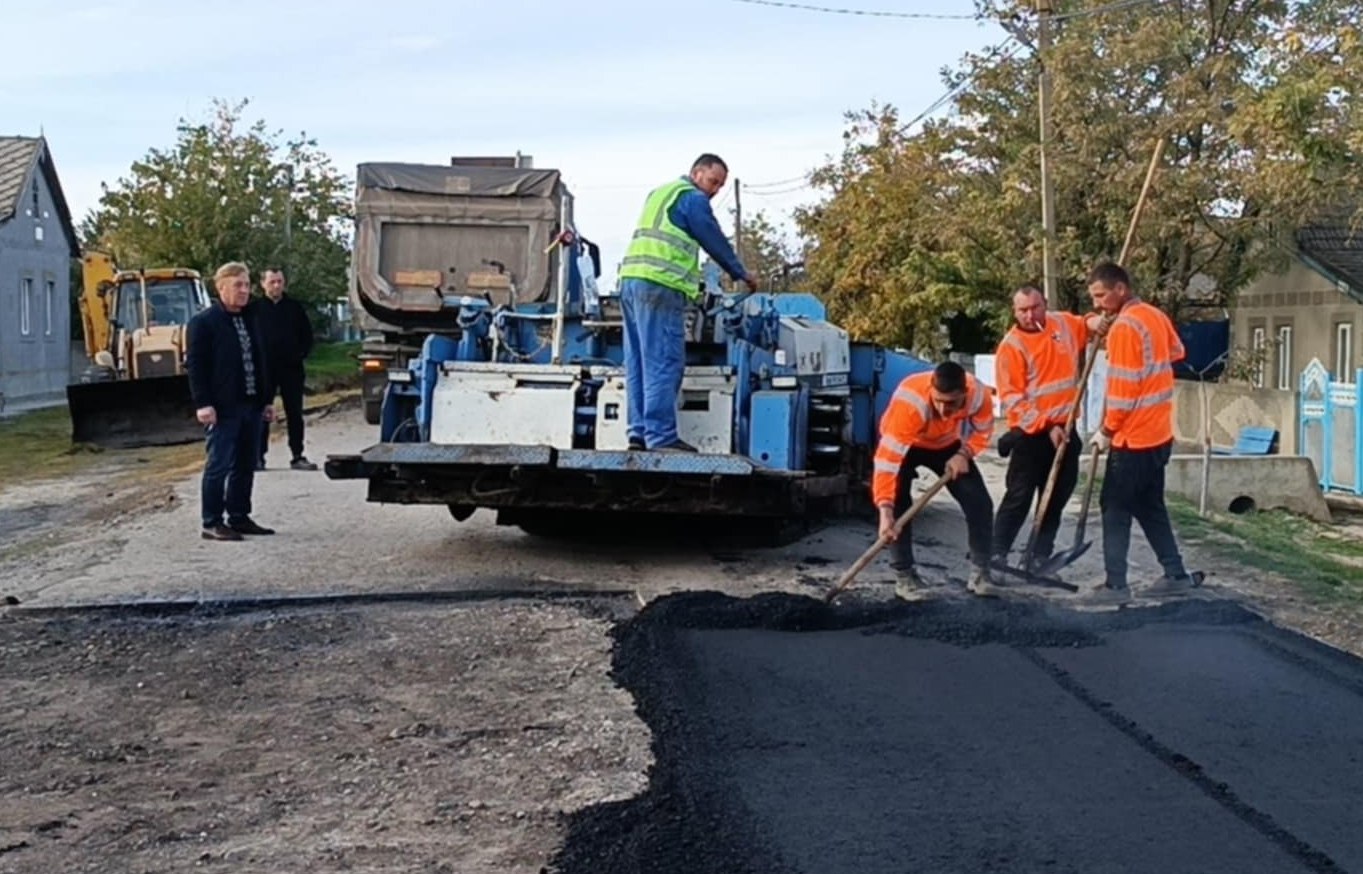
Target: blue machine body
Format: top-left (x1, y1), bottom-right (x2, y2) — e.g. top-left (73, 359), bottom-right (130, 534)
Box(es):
top-left (326, 163), bottom-right (932, 525)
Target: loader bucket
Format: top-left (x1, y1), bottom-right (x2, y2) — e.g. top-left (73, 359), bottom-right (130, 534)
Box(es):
top-left (66, 375), bottom-right (204, 449)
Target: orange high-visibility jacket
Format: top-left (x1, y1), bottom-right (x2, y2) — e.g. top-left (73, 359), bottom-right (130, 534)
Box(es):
top-left (995, 312), bottom-right (1088, 434)
top-left (1102, 300), bottom-right (1185, 449)
top-left (872, 371), bottom-right (995, 508)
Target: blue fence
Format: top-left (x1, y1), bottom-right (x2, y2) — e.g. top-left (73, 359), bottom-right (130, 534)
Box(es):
top-left (1298, 357), bottom-right (1362, 495)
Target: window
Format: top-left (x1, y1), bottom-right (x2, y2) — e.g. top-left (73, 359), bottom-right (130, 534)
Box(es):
top-left (44, 280), bottom-right (55, 337)
top-left (31, 183), bottom-right (42, 243)
top-left (1277, 325), bottom-right (1294, 391)
top-left (20, 278), bottom-right (32, 336)
top-left (1250, 326), bottom-right (1267, 388)
top-left (1337, 322), bottom-right (1355, 384)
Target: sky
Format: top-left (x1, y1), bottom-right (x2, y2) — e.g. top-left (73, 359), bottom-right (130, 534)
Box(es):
top-left (2, 0), bottom-right (1008, 289)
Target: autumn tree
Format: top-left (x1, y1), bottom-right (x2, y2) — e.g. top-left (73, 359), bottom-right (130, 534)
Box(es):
top-left (796, 0), bottom-right (1363, 354)
top-left (80, 98), bottom-right (353, 313)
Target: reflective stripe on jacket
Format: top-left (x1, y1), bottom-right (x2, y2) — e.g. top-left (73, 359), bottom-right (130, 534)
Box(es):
top-left (617, 178), bottom-right (703, 299)
top-left (871, 371), bottom-right (995, 507)
top-left (995, 312), bottom-right (1087, 434)
top-left (1101, 300), bottom-right (1185, 449)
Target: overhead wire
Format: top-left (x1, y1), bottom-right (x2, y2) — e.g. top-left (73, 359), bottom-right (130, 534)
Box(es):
top-left (729, 0), bottom-right (980, 20)
top-left (896, 34), bottom-right (1027, 134)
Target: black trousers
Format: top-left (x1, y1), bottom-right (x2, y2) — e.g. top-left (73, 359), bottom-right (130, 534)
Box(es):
top-left (259, 366), bottom-right (306, 462)
top-left (992, 430), bottom-right (1081, 561)
top-left (890, 442), bottom-right (994, 571)
top-left (1099, 441), bottom-right (1187, 587)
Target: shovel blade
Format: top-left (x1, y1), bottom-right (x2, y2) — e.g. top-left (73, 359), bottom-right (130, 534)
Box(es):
top-left (1035, 540), bottom-right (1093, 577)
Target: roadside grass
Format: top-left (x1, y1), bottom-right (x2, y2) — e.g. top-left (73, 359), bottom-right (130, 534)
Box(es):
top-left (0, 406), bottom-right (98, 485)
top-left (0, 402), bottom-right (207, 491)
top-left (1169, 497), bottom-right (1363, 607)
top-left (0, 341), bottom-right (361, 490)
top-left (307, 341), bottom-right (362, 392)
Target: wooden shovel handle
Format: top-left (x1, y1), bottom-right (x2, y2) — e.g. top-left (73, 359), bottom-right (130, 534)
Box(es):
top-left (825, 473), bottom-right (951, 603)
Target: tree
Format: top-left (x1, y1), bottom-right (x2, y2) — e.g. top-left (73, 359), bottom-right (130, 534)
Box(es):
top-left (795, 0), bottom-right (1363, 355)
top-left (80, 98), bottom-right (353, 314)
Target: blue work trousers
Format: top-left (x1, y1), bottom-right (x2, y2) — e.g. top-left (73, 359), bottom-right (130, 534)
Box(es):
top-left (620, 278), bottom-right (687, 448)
top-left (201, 405), bottom-right (264, 528)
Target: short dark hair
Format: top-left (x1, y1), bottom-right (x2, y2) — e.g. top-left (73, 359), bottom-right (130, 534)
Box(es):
top-left (1013, 285), bottom-right (1043, 299)
top-left (692, 153), bottom-right (728, 173)
top-left (1087, 261), bottom-right (1130, 288)
top-left (932, 360), bottom-right (967, 394)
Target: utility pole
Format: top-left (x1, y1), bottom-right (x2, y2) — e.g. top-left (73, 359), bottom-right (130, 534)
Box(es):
top-left (1037, 0), bottom-right (1060, 308)
top-left (733, 178), bottom-right (743, 269)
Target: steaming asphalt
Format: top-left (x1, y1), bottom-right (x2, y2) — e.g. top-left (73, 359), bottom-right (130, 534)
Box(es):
top-left (552, 592), bottom-right (1363, 874)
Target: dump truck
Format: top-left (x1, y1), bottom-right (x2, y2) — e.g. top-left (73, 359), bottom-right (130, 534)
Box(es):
top-left (66, 251), bottom-right (211, 448)
top-left (324, 159), bottom-right (933, 537)
top-left (349, 154), bottom-right (540, 425)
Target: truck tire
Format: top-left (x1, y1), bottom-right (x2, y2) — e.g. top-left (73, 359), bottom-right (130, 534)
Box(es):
top-left (363, 398), bottom-right (382, 425)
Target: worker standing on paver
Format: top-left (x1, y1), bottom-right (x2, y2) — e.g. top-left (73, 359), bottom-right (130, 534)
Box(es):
top-left (617, 154), bottom-right (758, 452)
top-left (1085, 262), bottom-right (1201, 605)
top-left (990, 286), bottom-right (1089, 571)
top-left (873, 360), bottom-right (1002, 600)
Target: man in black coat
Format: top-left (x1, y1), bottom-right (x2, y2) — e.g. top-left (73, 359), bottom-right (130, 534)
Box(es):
top-left (186, 261), bottom-right (277, 541)
top-left (255, 267), bottom-right (317, 471)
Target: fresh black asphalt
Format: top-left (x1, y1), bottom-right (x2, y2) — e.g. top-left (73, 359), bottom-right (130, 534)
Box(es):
top-left (551, 592), bottom-right (1363, 874)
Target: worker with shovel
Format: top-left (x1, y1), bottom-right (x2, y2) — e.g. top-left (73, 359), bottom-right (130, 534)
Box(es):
top-left (1085, 262), bottom-right (1202, 605)
top-left (873, 361), bottom-right (1001, 601)
top-left (990, 286), bottom-right (1091, 573)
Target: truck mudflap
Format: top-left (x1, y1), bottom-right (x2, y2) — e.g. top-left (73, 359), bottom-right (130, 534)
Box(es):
top-left (324, 443), bottom-right (850, 517)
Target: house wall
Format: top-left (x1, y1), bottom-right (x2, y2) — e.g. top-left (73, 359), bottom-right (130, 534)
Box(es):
top-left (1231, 261), bottom-right (1361, 390)
top-left (0, 163), bottom-right (73, 402)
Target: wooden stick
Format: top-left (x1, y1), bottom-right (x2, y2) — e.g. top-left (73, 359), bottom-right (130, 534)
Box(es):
top-left (825, 474), bottom-right (950, 603)
top-left (1021, 136), bottom-right (1166, 570)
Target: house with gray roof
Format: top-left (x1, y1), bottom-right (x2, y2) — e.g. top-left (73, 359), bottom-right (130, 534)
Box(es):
top-left (1231, 215), bottom-right (1363, 391)
top-left (0, 135), bottom-right (81, 408)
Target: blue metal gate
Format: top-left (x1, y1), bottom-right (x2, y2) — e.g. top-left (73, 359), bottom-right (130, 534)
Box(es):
top-left (1298, 357), bottom-right (1363, 495)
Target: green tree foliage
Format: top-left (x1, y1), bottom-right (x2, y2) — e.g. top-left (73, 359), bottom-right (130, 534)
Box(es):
top-left (795, 0), bottom-right (1363, 354)
top-left (80, 98), bottom-right (352, 312)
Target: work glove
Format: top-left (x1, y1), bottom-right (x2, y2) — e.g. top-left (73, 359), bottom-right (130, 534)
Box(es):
top-left (1090, 430), bottom-right (1112, 452)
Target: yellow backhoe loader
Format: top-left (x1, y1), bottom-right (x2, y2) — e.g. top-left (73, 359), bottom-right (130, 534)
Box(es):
top-left (66, 251), bottom-right (211, 448)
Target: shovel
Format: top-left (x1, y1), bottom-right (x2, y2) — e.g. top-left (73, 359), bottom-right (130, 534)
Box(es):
top-left (825, 473), bottom-right (950, 603)
top-left (1033, 442), bottom-right (1102, 576)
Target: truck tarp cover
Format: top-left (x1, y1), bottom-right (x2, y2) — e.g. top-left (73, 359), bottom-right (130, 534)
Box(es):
top-left (352, 162), bottom-right (566, 319)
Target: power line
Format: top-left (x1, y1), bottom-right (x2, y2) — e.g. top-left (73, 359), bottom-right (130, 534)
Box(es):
top-left (744, 183), bottom-right (814, 198)
top-left (897, 35), bottom-right (1026, 134)
top-left (746, 173), bottom-right (806, 188)
top-left (730, 0), bottom-right (979, 20)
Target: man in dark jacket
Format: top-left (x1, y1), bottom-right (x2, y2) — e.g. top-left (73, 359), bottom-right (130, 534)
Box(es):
top-left (187, 261), bottom-right (276, 541)
top-left (255, 267), bottom-right (317, 470)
